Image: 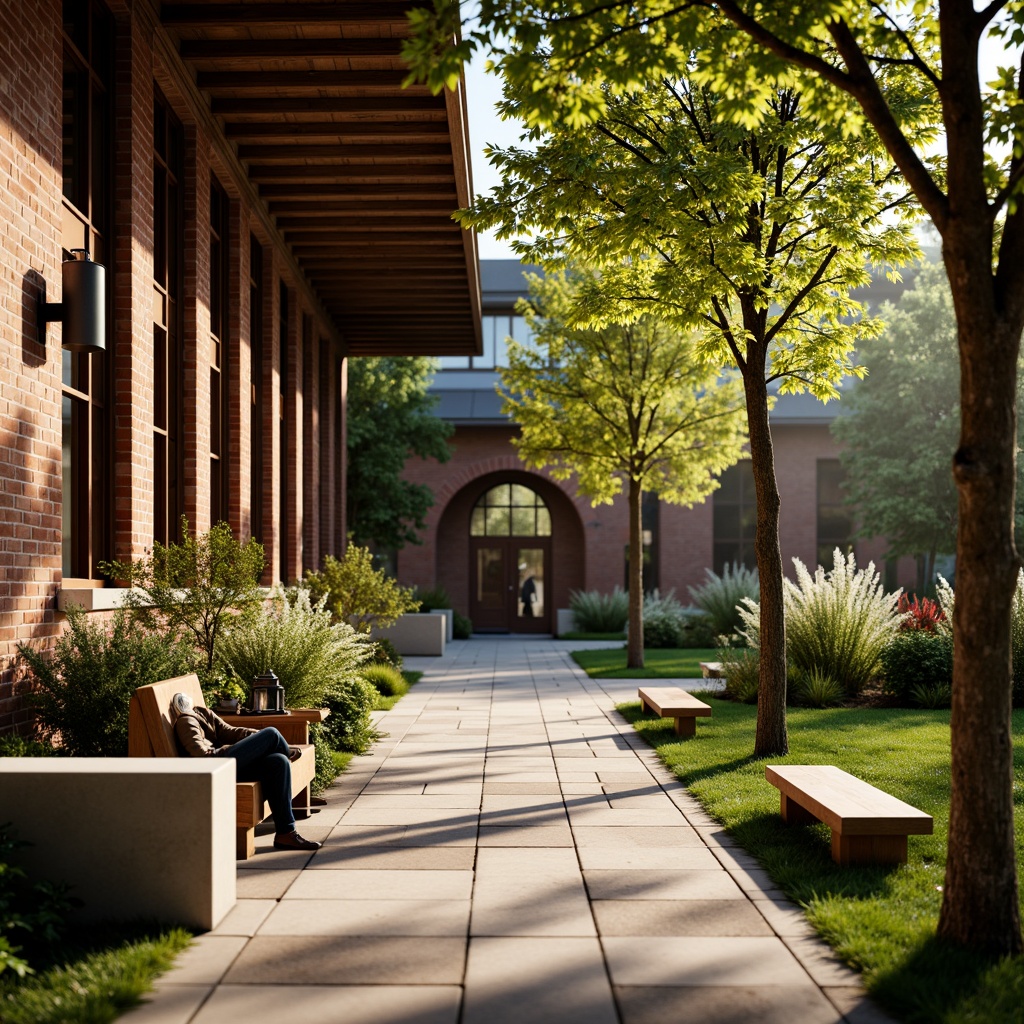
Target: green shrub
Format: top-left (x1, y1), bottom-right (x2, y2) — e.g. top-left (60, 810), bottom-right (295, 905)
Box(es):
top-left (414, 585), bottom-right (451, 611)
top-left (310, 721), bottom-right (341, 795)
top-left (18, 606), bottom-right (191, 757)
top-left (453, 612), bottom-right (473, 639)
top-left (569, 588), bottom-right (629, 633)
top-left (321, 676), bottom-right (379, 754)
top-left (303, 546), bottom-right (420, 633)
top-left (0, 824), bottom-right (76, 979)
top-left (218, 586), bottom-right (372, 709)
top-left (688, 562), bottom-right (760, 636)
top-left (911, 680), bottom-right (953, 709)
top-left (642, 590), bottom-right (686, 648)
top-left (678, 608), bottom-right (716, 648)
top-left (790, 667), bottom-right (844, 708)
top-left (880, 629), bottom-right (954, 704)
top-left (370, 638), bottom-right (403, 670)
top-left (101, 517), bottom-right (265, 684)
top-left (740, 549), bottom-right (902, 697)
top-left (0, 735), bottom-right (62, 758)
top-left (360, 663), bottom-right (409, 698)
top-left (721, 647), bottom-right (760, 703)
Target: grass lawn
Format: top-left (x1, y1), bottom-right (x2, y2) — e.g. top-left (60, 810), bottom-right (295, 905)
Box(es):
top-left (559, 631), bottom-right (627, 641)
top-left (619, 696), bottom-right (1024, 1023)
top-left (573, 647), bottom-right (718, 678)
top-left (0, 924), bottom-right (192, 1024)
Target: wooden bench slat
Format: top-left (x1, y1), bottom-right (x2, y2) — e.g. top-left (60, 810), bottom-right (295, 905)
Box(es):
top-left (637, 686), bottom-right (712, 718)
top-left (766, 765), bottom-right (933, 836)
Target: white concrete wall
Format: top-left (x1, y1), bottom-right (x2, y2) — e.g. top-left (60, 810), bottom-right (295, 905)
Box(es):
top-left (0, 758), bottom-right (236, 931)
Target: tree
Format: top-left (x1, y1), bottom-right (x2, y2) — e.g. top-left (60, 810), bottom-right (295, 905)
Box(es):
top-left (834, 260), bottom-right (959, 592)
top-left (459, 72), bottom-right (917, 756)
top-left (503, 271), bottom-right (747, 667)
top-left (346, 356), bottom-right (454, 551)
top-left (406, 0), bottom-right (1024, 958)
top-left (101, 517), bottom-right (266, 681)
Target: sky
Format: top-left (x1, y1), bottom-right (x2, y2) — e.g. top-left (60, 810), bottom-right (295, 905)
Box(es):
top-left (460, 30), bottom-right (1020, 262)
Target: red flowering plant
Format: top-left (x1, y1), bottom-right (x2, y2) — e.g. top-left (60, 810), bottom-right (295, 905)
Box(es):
top-left (896, 593), bottom-right (946, 632)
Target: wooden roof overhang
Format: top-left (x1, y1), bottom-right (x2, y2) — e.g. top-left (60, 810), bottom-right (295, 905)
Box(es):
top-left (159, 1), bottom-right (481, 356)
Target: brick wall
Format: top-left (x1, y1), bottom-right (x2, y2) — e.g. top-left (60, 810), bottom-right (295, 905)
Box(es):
top-left (0, 0), bottom-right (348, 733)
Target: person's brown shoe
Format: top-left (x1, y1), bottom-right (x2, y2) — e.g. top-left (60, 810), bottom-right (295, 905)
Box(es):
top-left (273, 831), bottom-right (322, 851)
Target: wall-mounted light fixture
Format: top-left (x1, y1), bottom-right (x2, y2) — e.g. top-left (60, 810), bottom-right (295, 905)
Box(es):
top-left (38, 249), bottom-right (106, 351)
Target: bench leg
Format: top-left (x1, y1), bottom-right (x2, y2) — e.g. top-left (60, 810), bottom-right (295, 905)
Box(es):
top-left (780, 793), bottom-right (818, 826)
top-left (832, 832), bottom-right (908, 867)
top-left (293, 783), bottom-right (312, 820)
top-left (236, 826), bottom-right (255, 860)
top-left (673, 716), bottom-right (696, 738)
top-left (640, 699), bottom-right (652, 714)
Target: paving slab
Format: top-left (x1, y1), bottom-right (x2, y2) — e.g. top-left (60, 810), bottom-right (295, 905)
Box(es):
top-left (132, 638), bottom-right (863, 1024)
top-left (192, 985), bottom-right (462, 1024)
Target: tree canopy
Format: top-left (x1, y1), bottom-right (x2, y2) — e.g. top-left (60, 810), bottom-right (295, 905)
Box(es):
top-left (503, 272), bottom-right (748, 665)
top-left (346, 356), bottom-right (453, 551)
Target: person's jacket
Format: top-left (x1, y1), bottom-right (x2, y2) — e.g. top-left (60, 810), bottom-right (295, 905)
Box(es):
top-left (175, 706), bottom-right (257, 757)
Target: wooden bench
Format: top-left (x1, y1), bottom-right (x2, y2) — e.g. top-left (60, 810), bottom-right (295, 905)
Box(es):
top-left (637, 686), bottom-right (712, 737)
top-left (700, 661), bottom-right (724, 678)
top-left (129, 674), bottom-right (317, 860)
top-left (766, 764), bottom-right (933, 866)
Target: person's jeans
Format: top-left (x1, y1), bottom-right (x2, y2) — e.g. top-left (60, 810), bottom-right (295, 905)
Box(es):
top-left (222, 727), bottom-right (295, 834)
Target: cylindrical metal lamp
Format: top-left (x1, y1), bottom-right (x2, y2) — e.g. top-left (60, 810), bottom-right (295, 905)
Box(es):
top-left (61, 249), bottom-right (106, 352)
top-left (250, 670), bottom-right (287, 714)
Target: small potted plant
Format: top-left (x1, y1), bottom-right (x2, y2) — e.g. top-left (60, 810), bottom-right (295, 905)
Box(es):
top-left (211, 679), bottom-right (247, 715)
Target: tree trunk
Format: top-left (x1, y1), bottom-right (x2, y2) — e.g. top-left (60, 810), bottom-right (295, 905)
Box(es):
top-left (744, 372), bottom-right (788, 758)
top-left (938, 282), bottom-right (1023, 955)
top-left (626, 475), bottom-right (644, 668)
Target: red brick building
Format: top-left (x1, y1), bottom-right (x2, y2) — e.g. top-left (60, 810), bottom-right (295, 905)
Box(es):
top-left (397, 261), bottom-right (915, 634)
top-left (0, 0), bottom-right (480, 731)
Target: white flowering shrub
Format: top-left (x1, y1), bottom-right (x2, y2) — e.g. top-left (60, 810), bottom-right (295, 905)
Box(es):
top-left (739, 549), bottom-right (902, 696)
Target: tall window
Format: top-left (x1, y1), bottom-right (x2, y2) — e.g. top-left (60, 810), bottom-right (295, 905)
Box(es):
top-left (438, 313), bottom-right (534, 370)
top-left (209, 176), bottom-right (229, 525)
top-left (817, 459), bottom-right (854, 567)
top-left (153, 88), bottom-right (184, 546)
top-left (278, 282), bottom-right (290, 581)
top-left (61, 0), bottom-right (113, 578)
top-left (713, 460), bottom-right (757, 574)
top-left (249, 236), bottom-right (264, 543)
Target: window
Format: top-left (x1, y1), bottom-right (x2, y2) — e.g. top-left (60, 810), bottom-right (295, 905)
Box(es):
top-left (278, 282), bottom-right (290, 582)
top-left (713, 461), bottom-right (757, 574)
top-left (249, 236), bottom-right (264, 542)
top-left (61, 0), bottom-right (113, 579)
top-left (438, 314), bottom-right (534, 370)
top-left (152, 87), bottom-right (184, 546)
top-left (209, 176), bottom-right (230, 525)
top-left (470, 484), bottom-right (552, 537)
top-left (817, 459), bottom-right (854, 567)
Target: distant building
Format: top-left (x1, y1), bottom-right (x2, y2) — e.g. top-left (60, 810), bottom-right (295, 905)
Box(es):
top-left (397, 261), bottom-right (917, 633)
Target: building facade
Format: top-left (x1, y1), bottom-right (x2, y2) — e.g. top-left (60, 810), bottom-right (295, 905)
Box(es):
top-left (397, 261), bottom-right (915, 634)
top-left (0, 0), bottom-right (479, 731)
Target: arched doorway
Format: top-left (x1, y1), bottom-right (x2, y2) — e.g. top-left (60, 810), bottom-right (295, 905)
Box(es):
top-left (470, 482), bottom-right (552, 633)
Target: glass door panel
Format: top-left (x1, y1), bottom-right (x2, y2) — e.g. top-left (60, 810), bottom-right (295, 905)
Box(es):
top-left (477, 547), bottom-right (505, 608)
top-left (516, 548), bottom-right (544, 619)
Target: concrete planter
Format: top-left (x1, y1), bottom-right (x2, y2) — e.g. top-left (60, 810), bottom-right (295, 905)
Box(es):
top-left (0, 758), bottom-right (236, 931)
top-left (556, 608), bottom-right (576, 637)
top-left (428, 608), bottom-right (454, 642)
top-left (370, 612), bottom-right (447, 656)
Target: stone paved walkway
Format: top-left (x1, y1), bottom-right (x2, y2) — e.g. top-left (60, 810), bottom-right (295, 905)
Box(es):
top-left (122, 638), bottom-right (893, 1024)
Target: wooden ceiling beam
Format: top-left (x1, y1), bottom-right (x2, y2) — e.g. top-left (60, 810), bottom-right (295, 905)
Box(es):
top-left (250, 166), bottom-right (452, 181)
top-left (237, 142), bottom-right (453, 160)
top-left (197, 70), bottom-right (416, 90)
top-left (224, 121), bottom-right (450, 140)
top-left (160, 2), bottom-right (417, 27)
top-left (180, 38), bottom-right (405, 61)
top-left (259, 183), bottom-right (456, 199)
top-left (211, 96), bottom-right (444, 115)
top-left (277, 214), bottom-right (456, 228)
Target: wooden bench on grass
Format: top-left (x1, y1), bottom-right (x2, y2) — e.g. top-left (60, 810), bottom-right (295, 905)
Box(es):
top-left (700, 662), bottom-right (724, 679)
top-left (129, 674), bottom-right (317, 860)
top-left (766, 764), bottom-right (933, 866)
top-left (637, 686), bottom-right (712, 738)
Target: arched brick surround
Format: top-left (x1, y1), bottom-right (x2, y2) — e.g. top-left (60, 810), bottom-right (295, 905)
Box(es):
top-left (434, 468), bottom-right (586, 626)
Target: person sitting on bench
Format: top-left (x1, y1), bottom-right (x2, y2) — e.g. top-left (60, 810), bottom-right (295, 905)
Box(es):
top-left (171, 691), bottom-right (322, 851)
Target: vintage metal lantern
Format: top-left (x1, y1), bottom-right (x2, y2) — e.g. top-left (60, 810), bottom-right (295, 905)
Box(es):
top-left (250, 670), bottom-right (286, 714)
